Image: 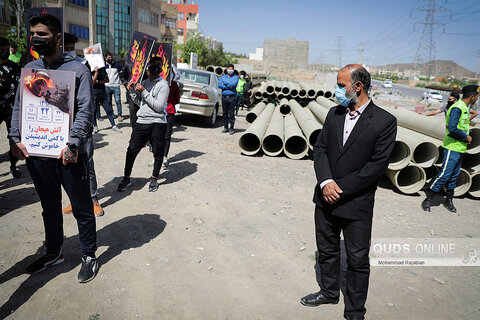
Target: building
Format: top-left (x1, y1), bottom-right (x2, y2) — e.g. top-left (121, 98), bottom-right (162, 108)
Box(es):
top-left (0, 0), bottom-right (12, 36)
top-left (165, 0), bottom-right (199, 44)
top-left (28, 0), bottom-right (176, 57)
top-left (199, 34), bottom-right (221, 50)
top-left (263, 38), bottom-right (309, 68)
top-left (249, 47), bottom-right (264, 61)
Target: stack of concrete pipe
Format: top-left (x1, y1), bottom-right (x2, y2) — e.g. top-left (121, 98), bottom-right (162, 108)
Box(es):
top-left (205, 66), bottom-right (266, 85)
top-left (313, 97), bottom-right (480, 198)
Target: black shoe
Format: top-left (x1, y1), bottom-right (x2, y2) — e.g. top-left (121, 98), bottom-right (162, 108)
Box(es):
top-left (149, 177), bottom-right (159, 192)
top-left (118, 177), bottom-right (131, 191)
top-left (10, 168), bottom-right (22, 179)
top-left (222, 128), bottom-right (228, 133)
top-left (443, 189), bottom-right (457, 213)
top-left (300, 291), bottom-right (339, 307)
top-left (344, 313), bottom-right (365, 320)
top-left (421, 190), bottom-right (435, 212)
top-left (229, 128), bottom-right (234, 135)
top-left (77, 255), bottom-right (98, 283)
top-left (26, 249), bottom-right (64, 274)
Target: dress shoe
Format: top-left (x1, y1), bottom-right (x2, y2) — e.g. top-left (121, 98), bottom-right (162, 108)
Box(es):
top-left (344, 313), bottom-right (365, 320)
top-left (300, 291), bottom-right (339, 307)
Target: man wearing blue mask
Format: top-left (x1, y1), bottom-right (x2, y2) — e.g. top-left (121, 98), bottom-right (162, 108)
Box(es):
top-left (300, 64), bottom-right (397, 320)
top-left (218, 63), bottom-right (239, 135)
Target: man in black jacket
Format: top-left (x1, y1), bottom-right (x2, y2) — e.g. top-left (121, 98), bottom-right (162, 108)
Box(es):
top-left (300, 64), bottom-right (397, 320)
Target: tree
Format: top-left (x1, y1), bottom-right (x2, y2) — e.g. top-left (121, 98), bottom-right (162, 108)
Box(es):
top-left (180, 33), bottom-right (238, 67)
top-left (7, 0), bottom-right (30, 39)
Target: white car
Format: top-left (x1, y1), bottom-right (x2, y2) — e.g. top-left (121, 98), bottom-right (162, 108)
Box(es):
top-left (382, 80), bottom-right (393, 88)
top-left (422, 90), bottom-right (443, 102)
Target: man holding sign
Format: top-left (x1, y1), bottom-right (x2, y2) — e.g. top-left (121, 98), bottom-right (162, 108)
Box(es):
top-left (9, 13), bottom-right (99, 283)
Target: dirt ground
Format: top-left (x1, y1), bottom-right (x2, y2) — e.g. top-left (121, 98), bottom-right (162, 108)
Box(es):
top-left (0, 93), bottom-right (479, 320)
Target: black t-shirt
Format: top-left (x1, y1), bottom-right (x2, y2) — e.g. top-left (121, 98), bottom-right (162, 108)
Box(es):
top-left (0, 60), bottom-right (21, 108)
top-left (92, 67), bottom-right (108, 91)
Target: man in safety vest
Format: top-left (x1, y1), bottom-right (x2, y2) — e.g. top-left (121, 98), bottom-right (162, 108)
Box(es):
top-left (422, 85), bottom-right (479, 213)
top-left (235, 70), bottom-right (246, 115)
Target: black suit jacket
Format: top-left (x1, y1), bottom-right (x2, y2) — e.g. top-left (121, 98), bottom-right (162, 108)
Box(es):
top-left (313, 100), bottom-right (397, 220)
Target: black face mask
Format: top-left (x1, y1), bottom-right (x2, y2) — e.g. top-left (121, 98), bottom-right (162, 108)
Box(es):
top-left (446, 101), bottom-right (454, 109)
top-left (107, 59), bottom-right (113, 64)
top-left (31, 36), bottom-right (56, 56)
top-left (0, 51), bottom-right (9, 60)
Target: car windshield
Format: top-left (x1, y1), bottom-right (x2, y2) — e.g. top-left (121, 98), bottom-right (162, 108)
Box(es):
top-left (431, 91), bottom-right (440, 95)
top-left (180, 70), bottom-right (210, 85)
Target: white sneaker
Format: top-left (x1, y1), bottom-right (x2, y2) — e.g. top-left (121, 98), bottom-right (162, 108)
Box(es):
top-left (112, 125), bottom-right (122, 133)
top-left (93, 126), bottom-right (99, 134)
top-left (163, 158), bottom-right (169, 167)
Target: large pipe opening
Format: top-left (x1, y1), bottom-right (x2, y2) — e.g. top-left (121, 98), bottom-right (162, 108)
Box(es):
top-left (324, 91), bottom-right (333, 98)
top-left (239, 133), bottom-right (261, 155)
top-left (468, 173), bottom-right (480, 198)
top-left (395, 166), bottom-right (426, 194)
top-left (285, 136), bottom-right (307, 159)
top-left (214, 67), bottom-right (224, 76)
top-left (262, 135), bottom-right (283, 156)
top-left (290, 89), bottom-right (299, 97)
top-left (299, 89), bottom-right (307, 97)
top-left (282, 87), bottom-right (290, 95)
top-left (307, 89), bottom-right (316, 98)
top-left (206, 66), bottom-right (214, 72)
top-left (467, 128), bottom-right (480, 154)
top-left (308, 128), bottom-right (322, 149)
top-left (412, 142), bottom-right (439, 168)
top-left (388, 141), bottom-right (411, 170)
top-left (435, 146), bottom-right (444, 165)
top-left (246, 113), bottom-right (258, 123)
top-left (422, 166), bottom-right (439, 189)
top-left (454, 169), bottom-right (471, 197)
top-left (280, 104), bottom-right (291, 115)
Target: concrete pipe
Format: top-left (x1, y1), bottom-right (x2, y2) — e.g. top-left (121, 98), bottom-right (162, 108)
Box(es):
top-left (239, 103), bottom-right (275, 156)
top-left (289, 83), bottom-right (301, 98)
top-left (289, 99), bottom-right (322, 150)
top-left (386, 164), bottom-right (426, 195)
top-left (266, 81), bottom-right (276, 94)
top-left (246, 102), bottom-right (267, 124)
top-left (284, 114), bottom-right (308, 160)
top-left (455, 168), bottom-right (472, 197)
top-left (315, 96), bottom-right (337, 112)
top-left (282, 81), bottom-right (290, 95)
top-left (300, 82), bottom-right (318, 98)
top-left (275, 82), bottom-right (282, 92)
top-left (435, 146), bottom-right (444, 165)
top-left (467, 128), bottom-right (480, 154)
top-left (397, 126), bottom-right (441, 168)
top-left (262, 106), bottom-right (284, 157)
top-left (214, 66), bottom-right (224, 76)
top-left (316, 85), bottom-right (333, 98)
top-left (462, 153), bottom-right (480, 173)
top-left (468, 172), bottom-right (480, 198)
top-left (255, 82), bottom-right (267, 98)
top-left (279, 98), bottom-right (291, 116)
top-left (206, 65), bottom-right (215, 73)
top-left (388, 140), bottom-right (412, 170)
top-left (307, 100), bottom-right (330, 124)
top-left (422, 165), bottom-right (440, 190)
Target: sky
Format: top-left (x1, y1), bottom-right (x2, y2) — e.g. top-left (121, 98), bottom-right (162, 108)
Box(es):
top-left (194, 0), bottom-right (480, 72)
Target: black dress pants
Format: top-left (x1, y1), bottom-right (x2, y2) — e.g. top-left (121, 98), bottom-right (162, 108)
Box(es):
top-left (314, 205), bottom-right (372, 318)
top-left (26, 156), bottom-right (96, 256)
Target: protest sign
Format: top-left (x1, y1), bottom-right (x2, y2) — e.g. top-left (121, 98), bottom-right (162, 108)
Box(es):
top-left (151, 42), bottom-right (173, 85)
top-left (130, 35), bottom-right (156, 85)
top-left (83, 43), bottom-right (105, 71)
top-left (20, 68), bottom-right (75, 158)
top-left (27, 7), bottom-right (64, 62)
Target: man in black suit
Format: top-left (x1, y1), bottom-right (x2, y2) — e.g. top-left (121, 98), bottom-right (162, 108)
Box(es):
top-left (300, 64), bottom-right (397, 320)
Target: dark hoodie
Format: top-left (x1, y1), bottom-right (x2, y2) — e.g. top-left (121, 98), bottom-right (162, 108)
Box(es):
top-left (9, 54), bottom-right (94, 155)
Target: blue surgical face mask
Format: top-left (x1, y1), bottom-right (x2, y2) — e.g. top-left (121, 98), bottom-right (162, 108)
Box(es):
top-left (335, 84), bottom-right (353, 107)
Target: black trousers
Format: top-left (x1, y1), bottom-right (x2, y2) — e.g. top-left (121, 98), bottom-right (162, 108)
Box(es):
top-left (164, 114), bottom-right (175, 158)
top-left (314, 205), bottom-right (372, 318)
top-left (222, 95), bottom-right (236, 129)
top-left (0, 106), bottom-right (19, 169)
top-left (124, 122), bottom-right (166, 178)
top-left (26, 156), bottom-right (96, 256)
top-left (128, 101), bottom-right (140, 126)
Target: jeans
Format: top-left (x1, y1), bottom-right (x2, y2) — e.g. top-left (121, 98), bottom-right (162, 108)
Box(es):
top-left (105, 85), bottom-right (122, 117)
top-left (236, 93), bottom-right (244, 114)
top-left (93, 89), bottom-right (115, 127)
top-left (85, 135), bottom-right (98, 200)
top-left (164, 113), bottom-right (175, 158)
top-left (430, 147), bottom-right (464, 192)
top-left (124, 123), bottom-right (167, 178)
top-left (26, 156), bottom-right (97, 256)
top-left (222, 95), bottom-right (236, 129)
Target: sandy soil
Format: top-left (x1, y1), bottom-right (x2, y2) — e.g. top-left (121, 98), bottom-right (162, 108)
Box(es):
top-left (0, 94), bottom-right (479, 320)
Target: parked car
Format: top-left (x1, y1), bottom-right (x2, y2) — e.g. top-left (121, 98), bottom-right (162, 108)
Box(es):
top-left (382, 79), bottom-right (393, 88)
top-left (176, 68), bottom-right (222, 126)
top-left (422, 90), bottom-right (443, 102)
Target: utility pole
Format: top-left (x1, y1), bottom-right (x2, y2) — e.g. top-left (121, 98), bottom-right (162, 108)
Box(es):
top-left (412, 0), bottom-right (450, 78)
top-left (358, 43), bottom-right (363, 65)
top-left (88, 0), bottom-right (94, 46)
top-left (476, 50), bottom-right (480, 84)
top-left (334, 37), bottom-right (343, 69)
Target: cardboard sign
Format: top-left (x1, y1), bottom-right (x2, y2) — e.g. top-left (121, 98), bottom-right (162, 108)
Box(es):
top-left (130, 35), bottom-right (156, 85)
top-left (27, 7), bottom-right (64, 62)
top-left (151, 42), bottom-right (173, 85)
top-left (126, 32), bottom-right (154, 69)
top-left (20, 68), bottom-right (75, 158)
top-left (83, 43), bottom-right (105, 71)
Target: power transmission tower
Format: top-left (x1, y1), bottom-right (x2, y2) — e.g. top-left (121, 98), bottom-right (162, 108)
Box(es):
top-left (358, 43), bottom-right (364, 65)
top-left (412, 0), bottom-right (451, 78)
top-left (334, 37), bottom-right (343, 69)
top-left (476, 50), bottom-right (480, 84)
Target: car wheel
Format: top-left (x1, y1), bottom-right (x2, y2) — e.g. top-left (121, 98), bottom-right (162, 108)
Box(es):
top-left (206, 106), bottom-right (218, 127)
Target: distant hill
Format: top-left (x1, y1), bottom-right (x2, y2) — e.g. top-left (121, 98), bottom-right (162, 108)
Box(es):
top-left (370, 60), bottom-right (475, 79)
